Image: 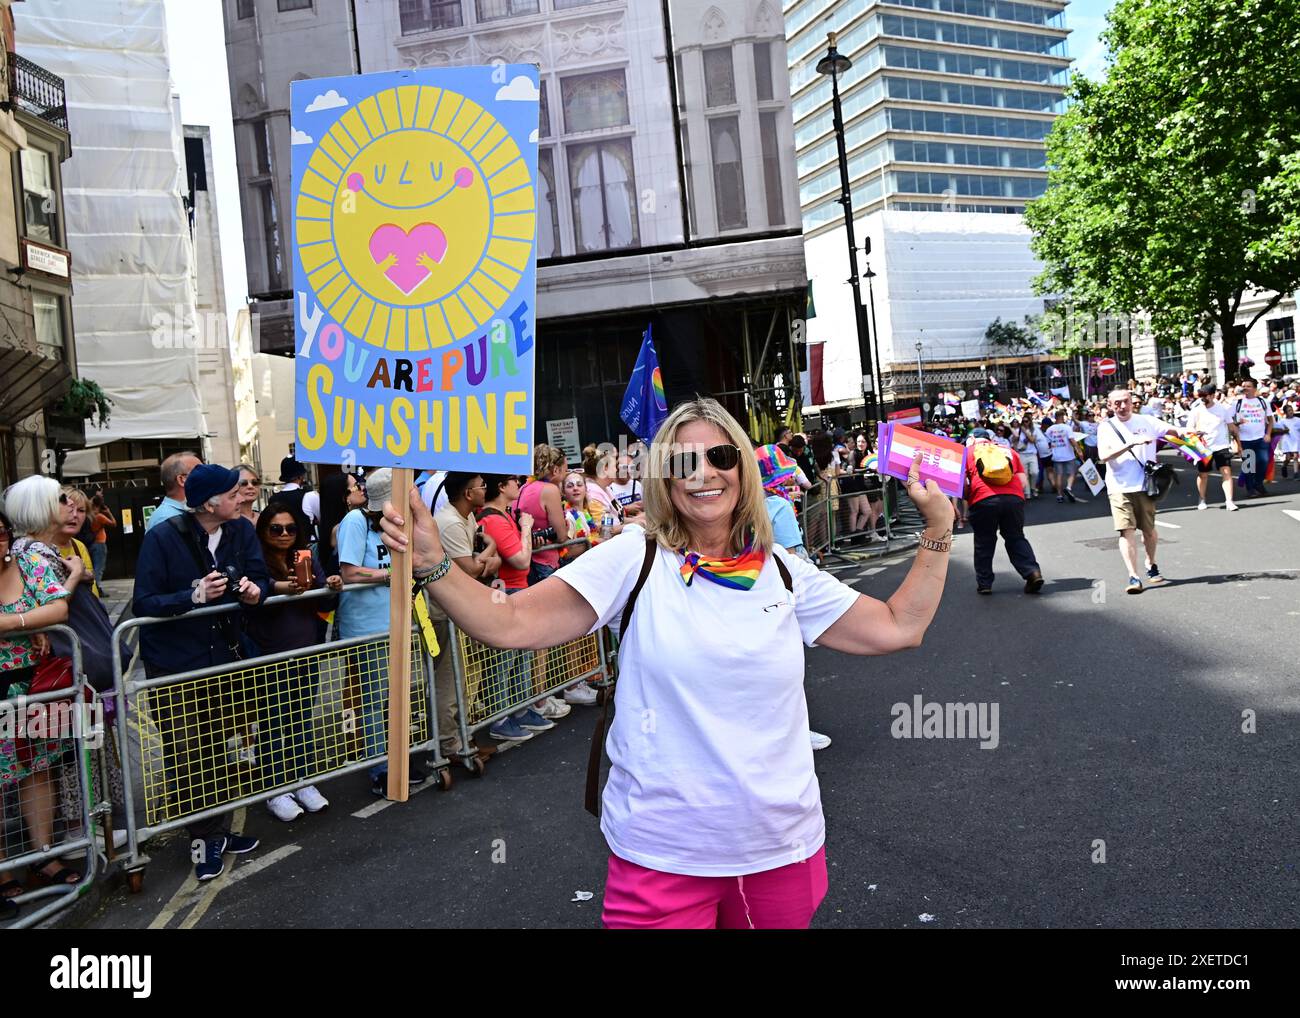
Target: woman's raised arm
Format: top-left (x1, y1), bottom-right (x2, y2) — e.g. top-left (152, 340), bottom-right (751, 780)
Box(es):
top-left (382, 488), bottom-right (595, 650)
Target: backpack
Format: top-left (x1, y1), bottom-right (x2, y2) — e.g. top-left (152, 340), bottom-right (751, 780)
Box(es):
top-left (971, 443), bottom-right (1014, 486)
top-left (584, 536), bottom-right (793, 817)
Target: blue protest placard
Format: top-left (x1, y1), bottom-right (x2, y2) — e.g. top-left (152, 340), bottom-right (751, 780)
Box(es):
top-left (290, 66), bottom-right (539, 472)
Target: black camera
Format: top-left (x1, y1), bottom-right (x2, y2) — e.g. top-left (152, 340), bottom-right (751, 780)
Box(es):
top-left (220, 564), bottom-right (241, 589)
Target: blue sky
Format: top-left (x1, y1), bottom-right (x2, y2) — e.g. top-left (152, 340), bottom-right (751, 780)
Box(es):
top-left (1068, 0), bottom-right (1114, 79)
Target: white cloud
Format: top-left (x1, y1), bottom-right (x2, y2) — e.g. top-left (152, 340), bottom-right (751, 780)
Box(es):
top-left (291, 127), bottom-right (314, 146)
top-left (528, 127), bottom-right (539, 143)
top-left (495, 75), bottom-right (539, 102)
top-left (305, 88), bottom-right (348, 113)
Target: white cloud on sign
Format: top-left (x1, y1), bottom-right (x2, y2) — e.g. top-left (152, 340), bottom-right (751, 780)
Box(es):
top-left (291, 128), bottom-right (314, 145)
top-left (305, 88), bottom-right (348, 112)
top-left (495, 76), bottom-right (539, 102)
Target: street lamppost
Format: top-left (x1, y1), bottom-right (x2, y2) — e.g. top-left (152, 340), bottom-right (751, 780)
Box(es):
top-left (915, 339), bottom-right (924, 400)
top-left (817, 32), bottom-right (875, 429)
top-left (864, 259), bottom-right (883, 409)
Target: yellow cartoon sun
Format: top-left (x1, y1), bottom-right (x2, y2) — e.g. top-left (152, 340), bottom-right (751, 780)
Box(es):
top-left (294, 85), bottom-right (536, 352)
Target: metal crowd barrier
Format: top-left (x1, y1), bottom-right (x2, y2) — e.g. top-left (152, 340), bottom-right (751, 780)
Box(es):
top-left (2, 624), bottom-right (101, 929)
top-left (435, 534), bottom-right (613, 773)
top-left (799, 474), bottom-right (922, 564)
top-left (109, 584), bottom-right (444, 888)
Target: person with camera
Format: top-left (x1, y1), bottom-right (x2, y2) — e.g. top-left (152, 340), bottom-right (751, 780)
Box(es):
top-left (248, 503), bottom-right (343, 822)
top-left (1096, 389), bottom-right (1195, 595)
top-left (132, 464), bottom-right (270, 880)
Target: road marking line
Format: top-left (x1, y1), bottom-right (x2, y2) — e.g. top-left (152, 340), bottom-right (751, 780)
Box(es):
top-left (1283, 510), bottom-right (1300, 523)
top-left (1154, 520), bottom-right (1180, 529)
top-left (352, 799), bottom-right (392, 819)
top-left (149, 806), bottom-right (247, 930)
top-left (352, 768), bottom-right (437, 817)
top-left (858, 567), bottom-right (886, 577)
top-left (224, 844), bottom-right (301, 887)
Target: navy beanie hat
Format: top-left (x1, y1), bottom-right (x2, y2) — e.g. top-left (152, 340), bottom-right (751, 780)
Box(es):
top-left (186, 464), bottom-right (241, 509)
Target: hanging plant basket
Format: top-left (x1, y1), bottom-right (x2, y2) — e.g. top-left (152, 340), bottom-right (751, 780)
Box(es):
top-left (55, 377), bottom-right (114, 429)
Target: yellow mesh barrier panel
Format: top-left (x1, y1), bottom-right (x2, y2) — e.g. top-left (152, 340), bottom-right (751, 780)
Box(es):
top-left (137, 634), bottom-right (428, 826)
top-left (456, 631), bottom-right (602, 725)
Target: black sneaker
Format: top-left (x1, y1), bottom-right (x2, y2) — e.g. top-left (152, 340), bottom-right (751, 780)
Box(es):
top-left (1146, 565), bottom-right (1167, 586)
top-left (977, 587), bottom-right (992, 595)
top-left (371, 766), bottom-right (430, 797)
top-left (223, 832), bottom-right (259, 855)
top-left (1024, 572), bottom-right (1044, 594)
top-left (1064, 489), bottom-right (1077, 503)
top-left (195, 834), bottom-right (227, 881)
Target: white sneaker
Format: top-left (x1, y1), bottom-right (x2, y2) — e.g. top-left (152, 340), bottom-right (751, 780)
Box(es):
top-left (810, 730), bottom-right (832, 751)
top-left (563, 683), bottom-right (598, 706)
top-left (1196, 500), bottom-right (1208, 510)
top-left (267, 793), bottom-right (303, 822)
top-left (1226, 501), bottom-right (1239, 511)
top-left (295, 785), bottom-right (329, 813)
top-left (539, 696), bottom-right (572, 720)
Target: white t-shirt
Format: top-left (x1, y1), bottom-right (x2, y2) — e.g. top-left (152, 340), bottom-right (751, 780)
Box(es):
top-left (1232, 396), bottom-right (1271, 442)
top-left (1188, 402), bottom-right (1234, 451)
top-left (1080, 420), bottom-right (1099, 448)
top-left (300, 490), bottom-right (320, 525)
top-left (555, 527), bottom-right (859, 877)
top-left (1045, 423), bottom-right (1076, 462)
top-left (1032, 427), bottom-right (1051, 459)
top-left (1276, 416), bottom-right (1300, 453)
top-left (1097, 413), bottom-right (1167, 493)
top-left (608, 478), bottom-right (642, 509)
top-left (1143, 398), bottom-right (1165, 418)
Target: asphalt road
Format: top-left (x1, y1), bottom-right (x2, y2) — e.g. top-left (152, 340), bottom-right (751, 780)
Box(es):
top-left (76, 456), bottom-right (1300, 929)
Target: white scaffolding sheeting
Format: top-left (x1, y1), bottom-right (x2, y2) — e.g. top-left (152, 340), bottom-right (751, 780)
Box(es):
top-left (14, 0), bottom-right (204, 446)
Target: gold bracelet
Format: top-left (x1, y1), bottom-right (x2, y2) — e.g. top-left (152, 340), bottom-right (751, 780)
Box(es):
top-left (918, 529), bottom-right (952, 553)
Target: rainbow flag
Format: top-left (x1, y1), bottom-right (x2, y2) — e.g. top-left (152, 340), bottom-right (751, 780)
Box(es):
top-left (1164, 433), bottom-right (1211, 465)
top-left (678, 540), bottom-right (766, 591)
top-left (620, 324), bottom-right (669, 444)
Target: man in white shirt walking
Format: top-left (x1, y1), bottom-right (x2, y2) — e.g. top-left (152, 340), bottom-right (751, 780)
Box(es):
top-left (1232, 378), bottom-right (1274, 497)
top-left (1044, 411), bottom-right (1081, 503)
top-left (1096, 389), bottom-right (1194, 594)
top-left (1187, 384), bottom-right (1239, 510)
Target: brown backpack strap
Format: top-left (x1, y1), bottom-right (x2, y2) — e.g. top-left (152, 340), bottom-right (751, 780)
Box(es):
top-left (774, 551), bottom-right (793, 593)
top-left (585, 535), bottom-right (657, 818)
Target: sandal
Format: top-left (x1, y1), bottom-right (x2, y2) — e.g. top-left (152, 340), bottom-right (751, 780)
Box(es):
top-left (35, 863), bottom-right (81, 887)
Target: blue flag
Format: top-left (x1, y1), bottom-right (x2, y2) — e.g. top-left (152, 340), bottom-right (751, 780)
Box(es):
top-left (620, 325), bottom-right (668, 444)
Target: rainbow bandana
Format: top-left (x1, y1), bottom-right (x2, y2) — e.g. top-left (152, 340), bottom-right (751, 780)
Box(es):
top-left (678, 537), bottom-right (766, 591)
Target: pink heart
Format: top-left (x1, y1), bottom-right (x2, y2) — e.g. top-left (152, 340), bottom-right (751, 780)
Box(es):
top-left (368, 222), bottom-right (448, 295)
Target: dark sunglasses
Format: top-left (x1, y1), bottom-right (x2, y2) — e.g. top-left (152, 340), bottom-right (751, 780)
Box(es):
top-left (238, 479), bottom-right (259, 487)
top-left (268, 523), bottom-right (298, 536)
top-left (668, 444), bottom-right (741, 479)
top-left (58, 493), bottom-right (70, 505)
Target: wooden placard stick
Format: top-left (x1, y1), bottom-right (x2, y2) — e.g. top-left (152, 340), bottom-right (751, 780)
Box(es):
top-left (386, 466), bottom-right (414, 802)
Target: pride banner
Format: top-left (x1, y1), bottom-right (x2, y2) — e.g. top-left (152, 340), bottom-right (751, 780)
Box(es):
top-left (875, 422), bottom-right (967, 499)
top-left (290, 66), bottom-right (540, 472)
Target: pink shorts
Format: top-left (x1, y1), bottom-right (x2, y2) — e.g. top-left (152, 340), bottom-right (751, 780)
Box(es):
top-left (601, 846), bottom-right (829, 930)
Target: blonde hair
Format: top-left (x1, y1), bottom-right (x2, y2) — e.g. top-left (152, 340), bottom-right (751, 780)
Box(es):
top-left (533, 443), bottom-right (567, 480)
top-left (563, 470), bottom-right (589, 510)
top-left (641, 398), bottom-right (773, 554)
top-left (60, 486), bottom-right (89, 512)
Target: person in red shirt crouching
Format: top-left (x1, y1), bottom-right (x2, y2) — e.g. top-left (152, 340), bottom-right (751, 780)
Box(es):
top-left (963, 428), bottom-right (1044, 596)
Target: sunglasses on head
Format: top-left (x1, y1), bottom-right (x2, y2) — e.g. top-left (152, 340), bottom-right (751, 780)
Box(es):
top-left (268, 523), bottom-right (297, 536)
top-left (668, 444), bottom-right (741, 479)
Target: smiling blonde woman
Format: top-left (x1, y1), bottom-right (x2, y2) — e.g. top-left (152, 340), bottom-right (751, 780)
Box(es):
top-left (380, 398), bottom-right (954, 929)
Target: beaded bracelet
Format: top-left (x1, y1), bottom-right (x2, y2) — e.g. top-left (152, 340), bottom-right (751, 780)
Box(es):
top-left (414, 554), bottom-right (453, 589)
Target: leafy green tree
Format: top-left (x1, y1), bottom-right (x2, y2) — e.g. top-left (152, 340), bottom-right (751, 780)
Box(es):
top-left (984, 316), bottom-right (1041, 354)
top-left (1025, 0), bottom-right (1300, 378)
